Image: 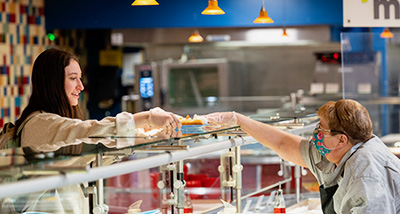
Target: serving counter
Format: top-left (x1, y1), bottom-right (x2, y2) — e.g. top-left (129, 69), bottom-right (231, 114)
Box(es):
top-left (0, 110), bottom-right (318, 214)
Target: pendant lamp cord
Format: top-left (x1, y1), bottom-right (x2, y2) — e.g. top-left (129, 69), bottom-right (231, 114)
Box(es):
top-left (283, 0), bottom-right (286, 27)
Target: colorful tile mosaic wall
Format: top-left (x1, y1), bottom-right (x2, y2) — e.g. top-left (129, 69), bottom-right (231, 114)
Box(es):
top-left (0, 0), bottom-right (48, 128)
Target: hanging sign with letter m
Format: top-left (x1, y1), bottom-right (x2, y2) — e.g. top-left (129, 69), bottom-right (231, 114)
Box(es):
top-left (343, 0), bottom-right (400, 27)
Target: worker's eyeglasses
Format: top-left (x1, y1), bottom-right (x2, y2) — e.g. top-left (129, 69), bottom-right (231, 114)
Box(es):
top-left (315, 122), bottom-right (346, 136)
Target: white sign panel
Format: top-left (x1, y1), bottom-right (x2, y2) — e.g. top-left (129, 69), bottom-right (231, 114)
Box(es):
top-left (343, 0), bottom-right (400, 27)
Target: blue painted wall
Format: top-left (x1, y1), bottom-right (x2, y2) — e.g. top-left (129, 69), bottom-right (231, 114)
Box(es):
top-left (45, 0), bottom-right (343, 30)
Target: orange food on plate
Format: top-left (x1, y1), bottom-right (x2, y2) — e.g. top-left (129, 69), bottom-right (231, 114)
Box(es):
top-left (179, 115), bottom-right (207, 125)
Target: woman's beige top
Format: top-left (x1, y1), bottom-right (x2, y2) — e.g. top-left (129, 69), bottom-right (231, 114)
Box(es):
top-left (21, 111), bottom-right (135, 152)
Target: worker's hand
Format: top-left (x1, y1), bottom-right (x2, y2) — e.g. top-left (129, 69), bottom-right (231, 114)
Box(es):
top-left (203, 112), bottom-right (238, 125)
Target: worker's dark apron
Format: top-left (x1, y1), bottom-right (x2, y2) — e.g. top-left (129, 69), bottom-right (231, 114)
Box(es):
top-left (319, 184), bottom-right (338, 214)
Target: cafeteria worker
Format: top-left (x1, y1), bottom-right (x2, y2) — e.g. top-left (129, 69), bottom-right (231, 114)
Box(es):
top-left (205, 99), bottom-right (400, 214)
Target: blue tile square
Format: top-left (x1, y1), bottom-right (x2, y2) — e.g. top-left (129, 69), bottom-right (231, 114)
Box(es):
top-left (15, 97), bottom-right (20, 106)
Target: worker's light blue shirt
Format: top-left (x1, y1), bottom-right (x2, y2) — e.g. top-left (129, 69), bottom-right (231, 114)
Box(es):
top-left (301, 135), bottom-right (400, 213)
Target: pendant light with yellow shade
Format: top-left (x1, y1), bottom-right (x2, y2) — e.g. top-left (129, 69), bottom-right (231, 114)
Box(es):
top-left (202, 0), bottom-right (225, 15)
top-left (253, 0), bottom-right (274, 23)
top-left (131, 0), bottom-right (159, 6)
top-left (380, 28), bottom-right (393, 38)
top-left (188, 30), bottom-right (204, 43)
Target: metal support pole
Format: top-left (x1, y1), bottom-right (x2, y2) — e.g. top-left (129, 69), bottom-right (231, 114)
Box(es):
top-left (176, 140), bottom-right (185, 214)
top-left (167, 164), bottom-right (177, 214)
top-left (96, 153), bottom-right (104, 208)
top-left (158, 165), bottom-right (169, 214)
top-left (294, 165), bottom-right (301, 203)
top-left (94, 153), bottom-right (109, 214)
top-left (234, 145), bottom-right (242, 213)
top-left (256, 165), bottom-right (262, 191)
top-left (280, 160), bottom-right (292, 194)
top-left (218, 148), bottom-right (236, 203)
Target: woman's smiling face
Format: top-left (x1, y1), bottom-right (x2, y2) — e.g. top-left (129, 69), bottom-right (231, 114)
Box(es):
top-left (64, 59), bottom-right (84, 106)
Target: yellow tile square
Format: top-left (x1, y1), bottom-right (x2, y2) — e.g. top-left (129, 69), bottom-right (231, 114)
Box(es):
top-left (9, 3), bottom-right (16, 14)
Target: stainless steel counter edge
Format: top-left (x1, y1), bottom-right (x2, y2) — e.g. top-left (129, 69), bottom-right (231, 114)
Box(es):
top-left (0, 136), bottom-right (258, 199)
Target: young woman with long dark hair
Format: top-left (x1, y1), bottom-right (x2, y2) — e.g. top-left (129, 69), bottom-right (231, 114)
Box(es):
top-left (12, 48), bottom-right (181, 154)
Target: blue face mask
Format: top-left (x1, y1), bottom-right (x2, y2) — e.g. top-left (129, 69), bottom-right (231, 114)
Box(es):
top-left (311, 128), bottom-right (332, 156)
